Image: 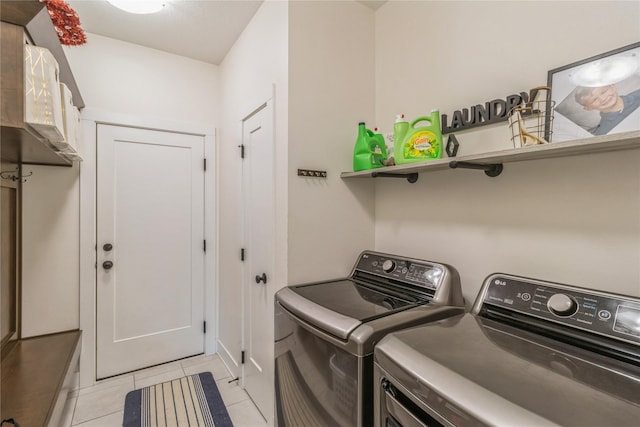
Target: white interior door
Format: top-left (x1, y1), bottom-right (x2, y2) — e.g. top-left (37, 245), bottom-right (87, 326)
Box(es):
top-left (242, 100), bottom-right (275, 422)
top-left (96, 124), bottom-right (205, 379)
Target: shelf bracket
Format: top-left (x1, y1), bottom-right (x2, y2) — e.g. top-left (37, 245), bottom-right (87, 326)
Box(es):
top-left (449, 161), bottom-right (503, 177)
top-left (371, 171), bottom-right (419, 183)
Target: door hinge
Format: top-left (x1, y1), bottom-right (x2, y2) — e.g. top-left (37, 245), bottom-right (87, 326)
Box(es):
top-left (241, 351), bottom-right (245, 364)
top-left (238, 144), bottom-right (245, 159)
top-left (203, 158), bottom-right (207, 171)
top-left (203, 240), bottom-right (206, 252)
top-left (203, 321), bottom-right (207, 334)
top-left (240, 248), bottom-right (245, 261)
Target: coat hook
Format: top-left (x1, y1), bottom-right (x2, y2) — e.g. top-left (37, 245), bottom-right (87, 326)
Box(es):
top-left (0, 168), bottom-right (33, 183)
top-left (298, 169), bottom-right (327, 178)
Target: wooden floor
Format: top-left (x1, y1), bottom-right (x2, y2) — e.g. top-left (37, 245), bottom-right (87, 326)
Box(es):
top-left (1, 330), bottom-right (81, 427)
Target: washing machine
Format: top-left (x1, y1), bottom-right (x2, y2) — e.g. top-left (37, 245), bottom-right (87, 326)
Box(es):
top-left (374, 273), bottom-right (640, 426)
top-left (274, 251), bottom-right (465, 427)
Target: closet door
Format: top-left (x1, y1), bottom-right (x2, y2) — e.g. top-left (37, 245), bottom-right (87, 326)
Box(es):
top-left (242, 99), bottom-right (276, 421)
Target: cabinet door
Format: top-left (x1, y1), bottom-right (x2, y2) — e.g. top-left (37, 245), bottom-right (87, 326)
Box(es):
top-left (0, 22), bottom-right (25, 128)
top-left (1, 186), bottom-right (18, 345)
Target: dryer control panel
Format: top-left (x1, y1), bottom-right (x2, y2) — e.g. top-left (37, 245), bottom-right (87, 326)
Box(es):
top-left (476, 274), bottom-right (640, 346)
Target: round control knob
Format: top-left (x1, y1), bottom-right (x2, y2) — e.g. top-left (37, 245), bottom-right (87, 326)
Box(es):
top-left (547, 293), bottom-right (578, 317)
top-left (382, 260), bottom-right (396, 273)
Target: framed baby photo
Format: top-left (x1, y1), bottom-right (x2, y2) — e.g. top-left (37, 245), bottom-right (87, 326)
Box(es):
top-left (547, 42), bottom-right (640, 143)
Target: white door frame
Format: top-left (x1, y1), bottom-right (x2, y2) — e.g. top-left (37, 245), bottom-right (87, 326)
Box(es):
top-left (78, 108), bottom-right (217, 387)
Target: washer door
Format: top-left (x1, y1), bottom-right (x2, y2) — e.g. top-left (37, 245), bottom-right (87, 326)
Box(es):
top-left (275, 299), bottom-right (364, 427)
top-left (279, 279), bottom-right (418, 339)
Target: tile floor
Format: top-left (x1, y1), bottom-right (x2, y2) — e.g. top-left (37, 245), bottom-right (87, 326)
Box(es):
top-left (61, 354), bottom-right (267, 426)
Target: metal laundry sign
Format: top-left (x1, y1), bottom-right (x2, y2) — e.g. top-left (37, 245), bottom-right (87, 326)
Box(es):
top-left (441, 88), bottom-right (544, 134)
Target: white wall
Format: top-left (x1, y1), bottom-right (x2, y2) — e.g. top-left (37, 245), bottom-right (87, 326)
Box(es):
top-left (288, 0), bottom-right (377, 284)
top-left (64, 33), bottom-right (219, 124)
top-left (60, 35), bottom-right (219, 385)
top-left (374, 1), bottom-right (640, 304)
top-left (21, 164), bottom-right (80, 337)
top-left (217, 0), bottom-right (288, 379)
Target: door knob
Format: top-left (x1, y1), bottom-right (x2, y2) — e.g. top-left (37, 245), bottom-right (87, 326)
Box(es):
top-left (255, 273), bottom-right (267, 284)
top-left (103, 243), bottom-right (113, 251)
top-left (103, 260), bottom-right (114, 270)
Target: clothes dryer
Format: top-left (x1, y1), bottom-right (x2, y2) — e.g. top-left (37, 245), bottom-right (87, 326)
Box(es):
top-left (374, 273), bottom-right (640, 426)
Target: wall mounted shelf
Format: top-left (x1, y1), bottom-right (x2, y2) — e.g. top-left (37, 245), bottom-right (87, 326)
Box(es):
top-left (1, 0), bottom-right (84, 167)
top-left (341, 130), bottom-right (640, 182)
top-left (1, 0), bottom-right (84, 109)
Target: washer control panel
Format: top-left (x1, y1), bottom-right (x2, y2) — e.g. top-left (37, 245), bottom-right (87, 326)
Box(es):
top-left (547, 293), bottom-right (579, 317)
top-left (480, 274), bottom-right (640, 345)
top-left (354, 252), bottom-right (445, 290)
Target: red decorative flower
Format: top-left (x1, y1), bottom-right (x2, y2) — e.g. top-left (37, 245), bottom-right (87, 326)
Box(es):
top-left (41, 0), bottom-right (87, 46)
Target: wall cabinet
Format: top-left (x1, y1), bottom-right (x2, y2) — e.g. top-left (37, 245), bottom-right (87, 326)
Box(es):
top-left (1, 0), bottom-right (84, 167)
top-left (341, 131), bottom-right (640, 182)
top-left (1, 2), bottom-right (84, 425)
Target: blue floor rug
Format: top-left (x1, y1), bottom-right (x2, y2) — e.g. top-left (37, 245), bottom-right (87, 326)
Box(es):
top-left (123, 371), bottom-right (233, 427)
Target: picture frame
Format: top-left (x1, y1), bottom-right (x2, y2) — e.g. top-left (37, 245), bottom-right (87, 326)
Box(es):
top-left (547, 42), bottom-right (640, 143)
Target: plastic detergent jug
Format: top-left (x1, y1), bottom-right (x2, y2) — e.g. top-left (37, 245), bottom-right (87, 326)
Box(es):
top-left (392, 114), bottom-right (409, 161)
top-left (353, 122), bottom-right (387, 171)
top-left (394, 110), bottom-right (443, 164)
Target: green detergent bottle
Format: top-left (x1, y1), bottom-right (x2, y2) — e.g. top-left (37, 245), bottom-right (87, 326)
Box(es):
top-left (394, 110), bottom-right (443, 164)
top-left (353, 122), bottom-right (387, 171)
top-left (393, 114), bottom-right (409, 161)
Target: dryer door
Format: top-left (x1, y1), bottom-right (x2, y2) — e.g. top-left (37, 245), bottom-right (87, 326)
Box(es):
top-left (374, 315), bottom-right (640, 427)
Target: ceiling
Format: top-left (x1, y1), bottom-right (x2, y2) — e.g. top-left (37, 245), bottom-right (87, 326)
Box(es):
top-left (66, 0), bottom-right (386, 65)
